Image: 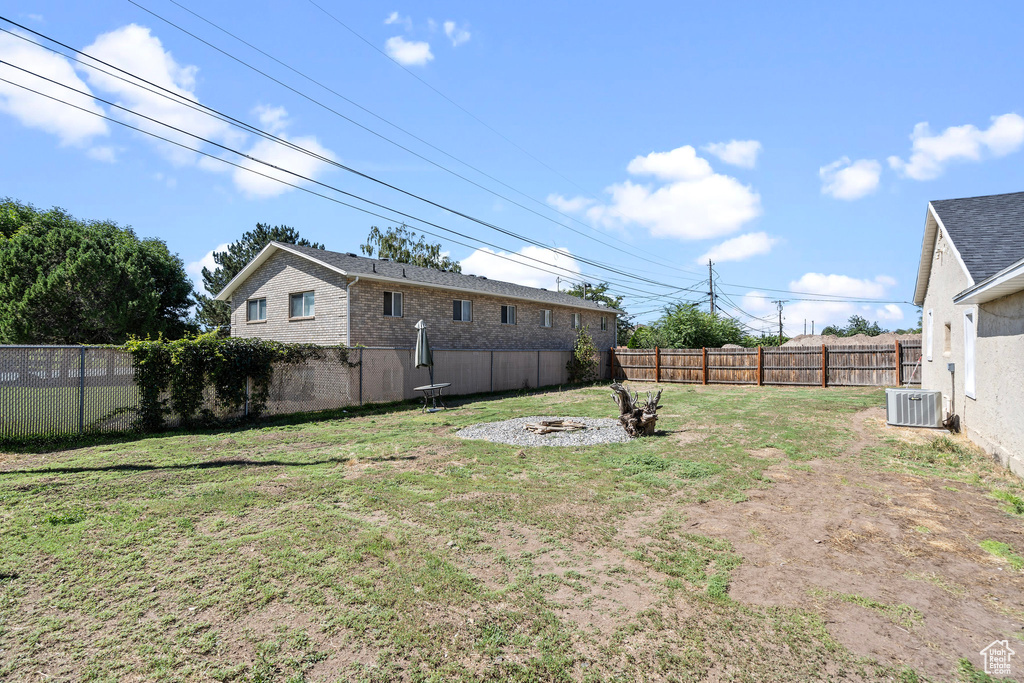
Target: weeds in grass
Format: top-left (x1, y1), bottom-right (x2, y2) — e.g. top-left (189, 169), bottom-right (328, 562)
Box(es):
top-left (809, 589), bottom-right (923, 629)
top-left (992, 489), bottom-right (1024, 516)
top-left (957, 657), bottom-right (1016, 682)
top-left (979, 540), bottom-right (1024, 571)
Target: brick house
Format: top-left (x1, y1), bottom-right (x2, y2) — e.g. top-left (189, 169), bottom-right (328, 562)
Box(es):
top-left (214, 241), bottom-right (618, 353)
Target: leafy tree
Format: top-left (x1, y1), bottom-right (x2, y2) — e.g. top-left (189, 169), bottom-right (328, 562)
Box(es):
top-left (0, 202), bottom-right (194, 344)
top-left (196, 223), bottom-right (324, 331)
top-left (626, 325), bottom-right (667, 349)
top-left (564, 281), bottom-right (633, 345)
top-left (566, 325), bottom-right (599, 383)
top-left (657, 303), bottom-right (749, 348)
top-left (821, 315), bottom-right (885, 337)
top-left (360, 224), bottom-right (461, 273)
top-left (0, 197), bottom-right (36, 239)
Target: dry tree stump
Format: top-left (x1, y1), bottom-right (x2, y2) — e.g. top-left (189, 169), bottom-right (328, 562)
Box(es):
top-left (610, 382), bottom-right (662, 437)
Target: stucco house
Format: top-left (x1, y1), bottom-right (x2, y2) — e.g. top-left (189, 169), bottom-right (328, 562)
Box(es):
top-left (214, 241), bottom-right (618, 354)
top-left (913, 191), bottom-right (1024, 475)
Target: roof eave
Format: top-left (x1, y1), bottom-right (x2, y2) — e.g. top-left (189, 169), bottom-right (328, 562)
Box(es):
top-left (213, 242), bottom-right (349, 301)
top-left (953, 256), bottom-right (1024, 305)
top-left (914, 202), bottom-right (976, 306)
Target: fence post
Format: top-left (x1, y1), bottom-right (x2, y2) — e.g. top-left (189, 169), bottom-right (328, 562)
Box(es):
top-left (757, 346), bottom-right (763, 386)
top-left (702, 347), bottom-right (708, 386)
top-left (358, 348), bottom-right (363, 405)
top-left (821, 344), bottom-right (828, 388)
top-left (79, 346), bottom-right (85, 434)
top-left (894, 339), bottom-right (902, 386)
top-left (654, 346), bottom-right (660, 383)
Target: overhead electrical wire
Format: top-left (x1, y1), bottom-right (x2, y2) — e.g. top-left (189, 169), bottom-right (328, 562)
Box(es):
top-left (0, 22), bottom-right (691, 298)
top-left (155, 0), bottom-right (705, 280)
top-left (114, 3), bottom-right (708, 282)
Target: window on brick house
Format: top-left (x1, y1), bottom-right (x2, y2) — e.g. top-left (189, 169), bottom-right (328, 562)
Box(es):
top-left (247, 298), bottom-right (266, 322)
top-left (453, 299), bottom-right (472, 322)
top-left (540, 309), bottom-right (551, 327)
top-left (290, 291), bottom-right (315, 318)
top-left (383, 291), bottom-right (403, 317)
top-left (501, 305), bottom-right (516, 325)
top-left (571, 313), bottom-right (581, 329)
top-left (600, 316), bottom-right (607, 331)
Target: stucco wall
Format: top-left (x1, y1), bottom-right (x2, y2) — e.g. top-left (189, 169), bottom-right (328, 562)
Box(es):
top-left (229, 250), bottom-right (349, 345)
top-left (922, 230), bottom-right (1024, 475)
top-left (349, 278), bottom-right (616, 353)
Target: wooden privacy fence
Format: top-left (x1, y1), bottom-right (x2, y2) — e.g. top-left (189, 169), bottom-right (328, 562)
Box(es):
top-left (610, 340), bottom-right (922, 388)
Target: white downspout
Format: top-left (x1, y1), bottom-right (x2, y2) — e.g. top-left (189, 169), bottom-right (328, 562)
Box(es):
top-left (346, 276), bottom-right (359, 346)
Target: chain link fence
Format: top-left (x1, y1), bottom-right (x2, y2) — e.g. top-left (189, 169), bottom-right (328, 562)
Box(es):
top-left (0, 346), bottom-right (581, 440)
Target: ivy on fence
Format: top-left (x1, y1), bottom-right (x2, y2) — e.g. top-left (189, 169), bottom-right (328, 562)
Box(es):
top-left (124, 334), bottom-right (355, 430)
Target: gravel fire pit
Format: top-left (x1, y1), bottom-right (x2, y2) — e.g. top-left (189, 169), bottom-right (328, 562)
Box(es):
top-left (455, 416), bottom-right (630, 447)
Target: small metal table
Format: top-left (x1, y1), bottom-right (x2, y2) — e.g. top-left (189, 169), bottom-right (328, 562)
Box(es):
top-left (413, 383), bottom-right (451, 413)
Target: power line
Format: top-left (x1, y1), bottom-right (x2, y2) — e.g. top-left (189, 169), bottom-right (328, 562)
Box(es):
top-left (302, 0), bottom-right (599, 201)
top-left (0, 23), bottom-right (690, 298)
top-left (116, 2), bottom-right (706, 281)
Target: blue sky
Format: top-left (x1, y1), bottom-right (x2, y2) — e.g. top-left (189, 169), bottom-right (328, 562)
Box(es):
top-left (2, 0), bottom-right (1023, 334)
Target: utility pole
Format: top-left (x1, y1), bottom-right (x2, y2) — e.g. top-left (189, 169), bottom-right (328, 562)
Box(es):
top-left (772, 300), bottom-right (787, 341)
top-left (583, 282), bottom-right (589, 300)
top-left (804, 319), bottom-right (807, 335)
top-left (811, 320), bottom-right (815, 335)
top-left (556, 277), bottom-right (561, 293)
top-left (708, 259), bottom-right (716, 315)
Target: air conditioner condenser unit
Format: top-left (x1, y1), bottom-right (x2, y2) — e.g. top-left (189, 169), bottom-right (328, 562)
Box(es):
top-left (885, 388), bottom-right (944, 428)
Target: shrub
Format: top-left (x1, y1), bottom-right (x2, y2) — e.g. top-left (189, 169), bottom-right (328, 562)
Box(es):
top-left (566, 325), bottom-right (598, 383)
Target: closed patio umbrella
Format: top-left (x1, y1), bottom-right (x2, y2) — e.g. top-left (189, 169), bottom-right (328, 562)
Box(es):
top-left (414, 319), bottom-right (434, 385)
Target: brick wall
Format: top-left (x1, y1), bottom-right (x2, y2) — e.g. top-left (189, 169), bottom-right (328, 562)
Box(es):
top-left (228, 252), bottom-right (617, 354)
top-left (350, 278), bottom-right (616, 352)
top-left (229, 250), bottom-right (349, 345)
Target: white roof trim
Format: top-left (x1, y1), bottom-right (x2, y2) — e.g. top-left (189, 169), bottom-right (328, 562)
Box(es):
top-left (913, 203), bottom-right (974, 306)
top-left (214, 242), bottom-right (348, 301)
top-left (954, 256), bottom-right (1024, 304)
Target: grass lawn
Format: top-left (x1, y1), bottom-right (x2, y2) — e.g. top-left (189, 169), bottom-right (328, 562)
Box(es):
top-left (1, 383), bottom-right (1023, 682)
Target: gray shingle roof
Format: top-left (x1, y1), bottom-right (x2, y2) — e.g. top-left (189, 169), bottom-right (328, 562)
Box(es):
top-left (279, 242), bottom-right (618, 312)
top-left (931, 191), bottom-right (1024, 283)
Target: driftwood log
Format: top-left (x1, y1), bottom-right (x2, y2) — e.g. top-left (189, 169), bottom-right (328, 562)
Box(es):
top-left (523, 420), bottom-right (586, 434)
top-left (610, 382), bottom-right (662, 437)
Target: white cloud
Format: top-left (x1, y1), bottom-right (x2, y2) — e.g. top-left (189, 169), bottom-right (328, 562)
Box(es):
top-left (443, 21), bottom-right (471, 47)
top-left (87, 146), bottom-right (117, 162)
top-left (547, 193), bottom-right (595, 213)
top-left (461, 246), bottom-right (581, 291)
top-left (696, 231), bottom-right (777, 264)
top-left (555, 145), bottom-right (761, 240)
top-left (626, 145), bottom-right (713, 180)
top-left (385, 36), bottom-right (433, 66)
top-left (888, 113), bottom-right (1024, 180)
top-left (703, 139), bottom-right (761, 169)
top-left (384, 11), bottom-right (412, 30)
top-left (24, 14), bottom-right (44, 23)
top-left (186, 242), bottom-right (229, 291)
top-left (819, 157), bottom-right (881, 200)
top-left (733, 273), bottom-right (903, 336)
top-left (254, 104), bottom-right (288, 134)
top-left (231, 107), bottom-right (337, 198)
top-left (0, 31), bottom-right (109, 146)
top-left (81, 24), bottom-right (246, 166)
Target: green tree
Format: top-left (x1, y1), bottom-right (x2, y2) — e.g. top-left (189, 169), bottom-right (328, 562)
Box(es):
top-left (0, 202), bottom-right (194, 344)
top-left (656, 303), bottom-right (748, 349)
top-left (626, 325), bottom-right (667, 349)
top-left (360, 224), bottom-right (461, 273)
top-left (566, 325), bottom-right (599, 382)
top-left (564, 281), bottom-right (633, 345)
top-left (821, 315), bottom-right (885, 337)
top-left (196, 223), bottom-right (324, 331)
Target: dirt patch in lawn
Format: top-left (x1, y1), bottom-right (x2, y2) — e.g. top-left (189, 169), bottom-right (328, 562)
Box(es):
top-left (680, 408), bottom-right (1024, 680)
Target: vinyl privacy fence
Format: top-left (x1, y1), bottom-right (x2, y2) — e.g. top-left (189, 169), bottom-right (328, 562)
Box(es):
top-left (610, 340), bottom-right (923, 387)
top-left (0, 345), bottom-right (592, 440)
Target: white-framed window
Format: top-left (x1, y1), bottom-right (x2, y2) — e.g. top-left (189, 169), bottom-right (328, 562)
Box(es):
top-left (926, 309), bottom-right (934, 361)
top-left (246, 298), bottom-right (266, 322)
top-left (540, 309), bottom-right (551, 328)
top-left (600, 315), bottom-right (608, 331)
top-left (290, 291), bottom-right (315, 318)
top-left (571, 313), bottom-right (581, 329)
top-left (500, 304), bottom-right (516, 325)
top-left (453, 299), bottom-right (472, 322)
top-left (964, 310), bottom-right (976, 399)
top-left (383, 291), bottom-right (403, 317)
